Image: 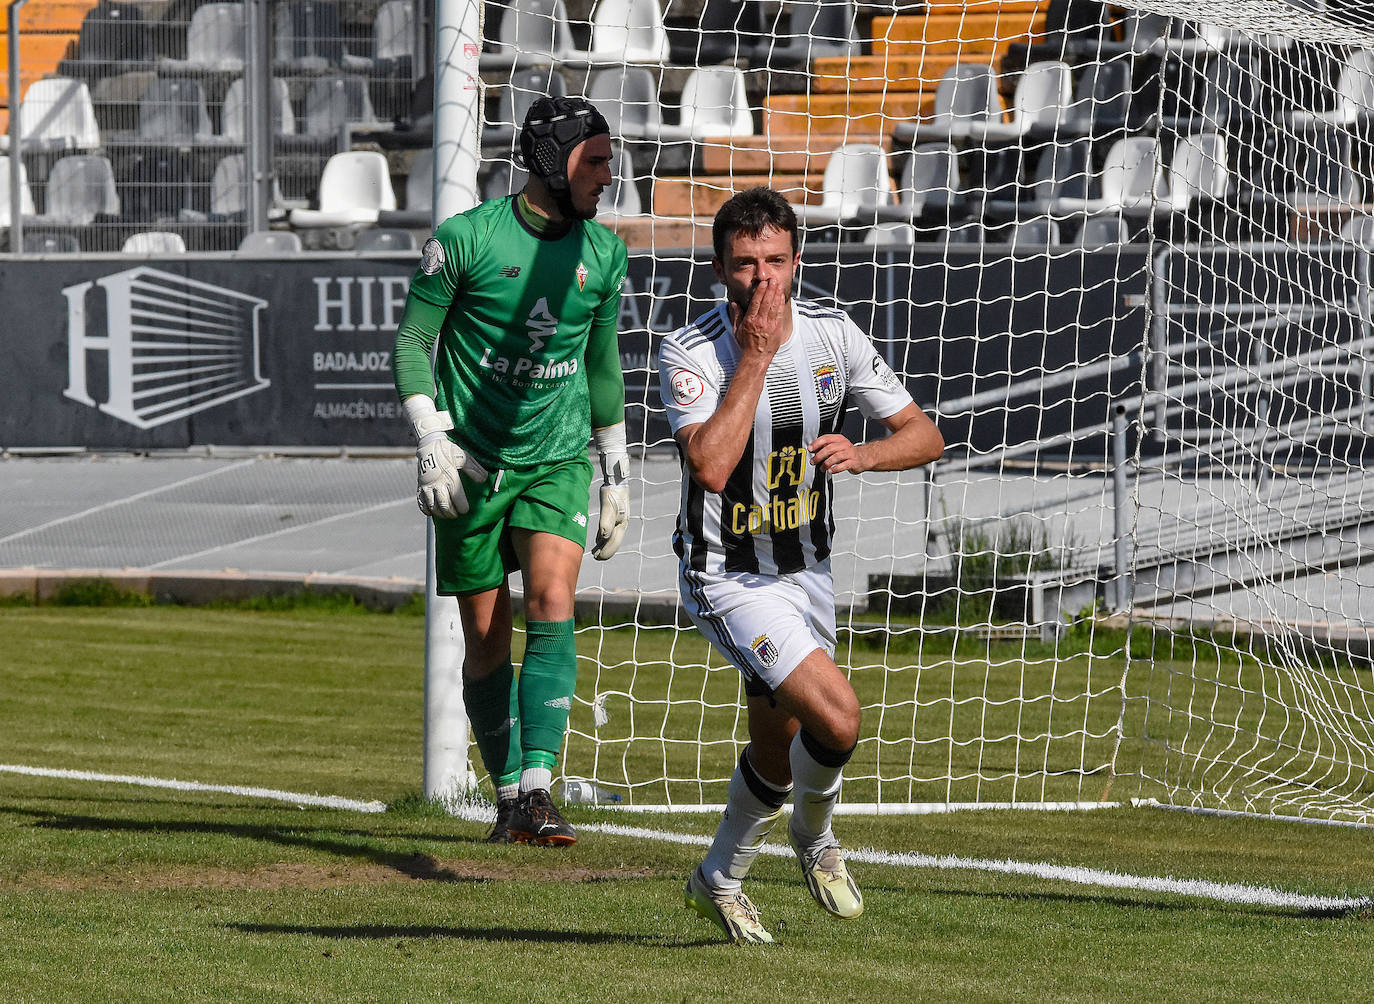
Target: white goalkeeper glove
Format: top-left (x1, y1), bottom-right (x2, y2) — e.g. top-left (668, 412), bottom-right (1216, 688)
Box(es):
top-left (403, 395), bottom-right (488, 519)
top-left (591, 422), bottom-right (630, 561)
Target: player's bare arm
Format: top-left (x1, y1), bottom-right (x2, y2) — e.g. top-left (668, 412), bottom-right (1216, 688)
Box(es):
top-left (678, 276), bottom-right (790, 492)
top-left (808, 402), bottom-right (944, 476)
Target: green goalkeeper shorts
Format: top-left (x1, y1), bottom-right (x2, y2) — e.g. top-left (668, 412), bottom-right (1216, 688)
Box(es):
top-left (431, 454), bottom-right (593, 596)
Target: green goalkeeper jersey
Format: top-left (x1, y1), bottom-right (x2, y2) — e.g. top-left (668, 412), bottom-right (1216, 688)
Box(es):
top-left (393, 195), bottom-right (629, 468)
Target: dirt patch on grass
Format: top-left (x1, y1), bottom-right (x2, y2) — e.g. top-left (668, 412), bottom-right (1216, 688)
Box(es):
top-left (13, 856), bottom-right (662, 892)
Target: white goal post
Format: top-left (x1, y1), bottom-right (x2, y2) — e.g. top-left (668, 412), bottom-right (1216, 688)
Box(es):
top-left (439, 0), bottom-right (1374, 824)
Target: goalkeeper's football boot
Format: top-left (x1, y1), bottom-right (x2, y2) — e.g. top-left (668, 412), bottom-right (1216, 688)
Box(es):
top-left (485, 796), bottom-right (524, 844)
top-left (789, 829), bottom-right (864, 919)
top-left (684, 867), bottom-right (774, 945)
top-left (510, 788), bottom-right (578, 846)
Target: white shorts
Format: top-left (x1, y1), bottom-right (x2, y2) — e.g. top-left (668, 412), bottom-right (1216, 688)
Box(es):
top-left (678, 559), bottom-right (837, 696)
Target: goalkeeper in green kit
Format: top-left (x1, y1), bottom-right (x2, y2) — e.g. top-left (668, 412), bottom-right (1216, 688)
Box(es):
top-left (392, 96), bottom-right (629, 846)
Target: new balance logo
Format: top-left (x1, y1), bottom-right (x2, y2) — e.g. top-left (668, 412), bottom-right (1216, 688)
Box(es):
top-left (544, 696), bottom-right (572, 711)
top-left (500, 265), bottom-right (522, 278)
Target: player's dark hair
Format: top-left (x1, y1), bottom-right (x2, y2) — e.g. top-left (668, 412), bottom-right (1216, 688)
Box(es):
top-left (712, 187), bottom-right (799, 261)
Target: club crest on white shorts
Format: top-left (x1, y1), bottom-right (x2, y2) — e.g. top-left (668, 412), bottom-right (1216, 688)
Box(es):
top-left (751, 634), bottom-right (780, 668)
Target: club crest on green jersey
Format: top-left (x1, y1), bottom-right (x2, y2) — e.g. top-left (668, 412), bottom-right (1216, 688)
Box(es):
top-left (576, 261), bottom-right (588, 291)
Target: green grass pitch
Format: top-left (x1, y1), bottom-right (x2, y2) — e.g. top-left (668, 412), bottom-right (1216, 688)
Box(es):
top-left (2, 604), bottom-right (1372, 1002)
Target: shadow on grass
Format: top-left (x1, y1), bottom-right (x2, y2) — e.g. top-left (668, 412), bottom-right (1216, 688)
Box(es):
top-left (7, 807), bottom-right (512, 884)
top-left (927, 885), bottom-right (1368, 920)
top-left (226, 922), bottom-right (717, 946)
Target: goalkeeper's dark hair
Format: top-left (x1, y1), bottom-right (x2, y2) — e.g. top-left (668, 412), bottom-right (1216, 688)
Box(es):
top-left (712, 186), bottom-right (799, 262)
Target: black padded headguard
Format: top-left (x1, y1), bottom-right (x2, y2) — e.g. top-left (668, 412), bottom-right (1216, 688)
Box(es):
top-left (518, 95), bottom-right (610, 219)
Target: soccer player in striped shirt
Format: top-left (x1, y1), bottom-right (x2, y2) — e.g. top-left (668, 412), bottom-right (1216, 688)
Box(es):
top-left (660, 187), bottom-right (943, 943)
top-left (392, 97), bottom-right (630, 846)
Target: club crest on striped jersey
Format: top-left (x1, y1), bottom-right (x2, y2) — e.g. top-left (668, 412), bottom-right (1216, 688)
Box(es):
top-left (575, 261), bottom-right (588, 291)
top-left (814, 363), bottom-right (841, 405)
top-left (751, 634), bottom-right (779, 668)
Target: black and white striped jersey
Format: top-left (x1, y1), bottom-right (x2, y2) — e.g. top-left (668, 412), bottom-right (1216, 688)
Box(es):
top-left (658, 298), bottom-right (914, 576)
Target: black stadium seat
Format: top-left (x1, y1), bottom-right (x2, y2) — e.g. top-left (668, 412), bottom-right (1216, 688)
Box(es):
top-left (57, 0), bottom-right (156, 81)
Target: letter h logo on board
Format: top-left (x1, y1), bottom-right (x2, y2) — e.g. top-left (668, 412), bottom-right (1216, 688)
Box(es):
top-left (63, 266), bottom-right (271, 429)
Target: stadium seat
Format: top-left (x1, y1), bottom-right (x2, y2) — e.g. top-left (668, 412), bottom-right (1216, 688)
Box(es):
top-left (1340, 212), bottom-right (1374, 245)
top-left (394, 72), bottom-right (434, 136)
top-left (237, 229), bottom-right (304, 254)
top-left (1164, 132), bottom-right (1230, 214)
top-left (1112, 12), bottom-right (1276, 58)
top-left (57, 0), bottom-right (156, 81)
top-left (1156, 53), bottom-right (1269, 135)
top-left (983, 138), bottom-right (1094, 220)
top-left (480, 161), bottom-right (529, 201)
top-left (0, 157), bottom-right (36, 227)
top-left (597, 143), bottom-right (643, 218)
top-left (587, 66), bottom-right (662, 142)
top-left (872, 143), bottom-right (966, 227)
top-left (354, 227), bottom-right (417, 252)
top-left (34, 154), bottom-right (120, 225)
top-left (893, 64), bottom-right (1001, 145)
top-left (944, 219), bottom-right (984, 244)
top-left (160, 2), bottom-right (246, 74)
top-left (220, 78), bottom-right (296, 142)
top-left (484, 68), bottom-right (568, 151)
top-left (794, 143), bottom-right (894, 229)
top-left (122, 230), bottom-right (187, 254)
top-left (118, 147), bottom-right (193, 222)
top-left (1074, 212), bottom-right (1129, 248)
top-left (1003, 215), bottom-right (1061, 249)
top-left (483, 0), bottom-right (578, 71)
top-left (0, 78), bottom-right (101, 154)
top-left (1061, 58), bottom-right (1135, 138)
top-left (128, 77), bottom-right (213, 143)
top-left (373, 0), bottom-right (416, 78)
top-left (274, 0), bottom-right (372, 74)
top-left (1290, 128), bottom-right (1361, 206)
top-left (661, 66), bottom-right (753, 141)
top-left (210, 153), bottom-right (288, 220)
top-left (211, 154), bottom-right (249, 217)
top-left (407, 148), bottom-right (435, 208)
top-left (289, 150), bottom-right (397, 227)
top-left (863, 221), bottom-right (916, 246)
top-left (756, 0), bottom-right (859, 69)
top-left (286, 75), bottom-right (385, 153)
top-left (1290, 48), bottom-right (1374, 128)
top-left (665, 0), bottom-right (766, 66)
top-left (1000, 0), bottom-right (1124, 72)
top-left (964, 61), bottom-right (1073, 144)
top-left (383, 147), bottom-right (435, 227)
top-left (310, 74), bottom-right (385, 135)
top-left (1105, 11), bottom-right (1197, 57)
top-left (22, 230), bottom-right (82, 253)
top-left (587, 0), bottom-right (670, 64)
top-left (1050, 137), bottom-right (1166, 217)
top-left (89, 69), bottom-right (154, 135)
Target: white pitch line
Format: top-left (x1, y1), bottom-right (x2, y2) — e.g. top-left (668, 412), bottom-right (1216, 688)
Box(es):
top-left (0, 764), bottom-right (386, 814)
top-left (576, 820), bottom-right (1371, 913)
top-left (7, 767), bottom-right (1366, 912)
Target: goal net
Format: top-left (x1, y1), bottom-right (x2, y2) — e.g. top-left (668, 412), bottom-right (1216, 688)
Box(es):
top-left (469, 0), bottom-right (1374, 822)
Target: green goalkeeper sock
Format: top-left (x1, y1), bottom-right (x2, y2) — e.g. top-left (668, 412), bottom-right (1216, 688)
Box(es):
top-left (462, 658), bottom-right (521, 789)
top-left (517, 618), bottom-right (578, 774)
